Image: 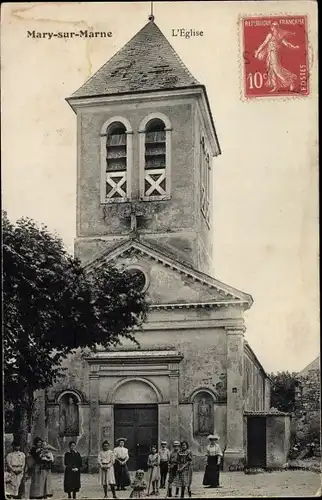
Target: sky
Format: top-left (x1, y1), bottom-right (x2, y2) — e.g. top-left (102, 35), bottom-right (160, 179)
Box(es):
top-left (1, 1), bottom-right (319, 374)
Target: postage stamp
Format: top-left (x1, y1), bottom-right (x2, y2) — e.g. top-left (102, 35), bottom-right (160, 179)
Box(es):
top-left (242, 16), bottom-right (309, 98)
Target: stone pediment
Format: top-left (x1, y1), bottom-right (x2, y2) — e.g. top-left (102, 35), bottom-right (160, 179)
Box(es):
top-left (85, 239), bottom-right (253, 310)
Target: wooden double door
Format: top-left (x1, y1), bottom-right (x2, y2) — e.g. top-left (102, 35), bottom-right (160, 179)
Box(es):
top-left (114, 404), bottom-right (158, 471)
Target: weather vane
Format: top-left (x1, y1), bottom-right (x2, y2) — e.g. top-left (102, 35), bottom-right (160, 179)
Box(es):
top-left (149, 2), bottom-right (155, 22)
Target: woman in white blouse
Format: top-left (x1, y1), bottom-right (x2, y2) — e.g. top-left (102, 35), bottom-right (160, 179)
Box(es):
top-left (202, 434), bottom-right (223, 488)
top-left (113, 438), bottom-right (131, 491)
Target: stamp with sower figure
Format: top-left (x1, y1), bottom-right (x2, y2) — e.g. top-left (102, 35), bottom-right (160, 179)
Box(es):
top-left (242, 16), bottom-right (309, 98)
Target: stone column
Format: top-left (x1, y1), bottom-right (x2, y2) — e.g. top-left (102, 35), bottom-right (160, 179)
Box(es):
top-left (225, 327), bottom-right (245, 470)
top-left (169, 364), bottom-right (180, 444)
top-left (88, 365), bottom-right (100, 472)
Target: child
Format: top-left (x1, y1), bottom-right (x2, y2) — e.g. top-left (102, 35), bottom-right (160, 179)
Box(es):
top-left (147, 445), bottom-right (160, 495)
top-left (167, 440), bottom-right (180, 498)
top-left (159, 441), bottom-right (170, 489)
top-left (173, 441), bottom-right (193, 498)
top-left (39, 441), bottom-right (56, 463)
top-left (98, 440), bottom-right (117, 499)
top-left (129, 470), bottom-right (147, 499)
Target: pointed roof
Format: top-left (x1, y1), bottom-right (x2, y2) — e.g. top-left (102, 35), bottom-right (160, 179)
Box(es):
top-left (71, 20), bottom-right (200, 98)
top-left (298, 356), bottom-right (320, 376)
top-left (84, 238), bottom-right (253, 310)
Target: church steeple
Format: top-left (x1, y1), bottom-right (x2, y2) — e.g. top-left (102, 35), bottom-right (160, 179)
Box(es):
top-left (70, 20), bottom-right (200, 99)
top-left (68, 19), bottom-right (221, 275)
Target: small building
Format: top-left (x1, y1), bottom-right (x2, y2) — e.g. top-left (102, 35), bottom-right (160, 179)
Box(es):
top-left (32, 17), bottom-right (272, 472)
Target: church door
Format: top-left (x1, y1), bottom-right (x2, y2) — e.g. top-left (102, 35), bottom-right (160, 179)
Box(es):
top-left (114, 404), bottom-right (158, 471)
top-left (247, 416), bottom-right (267, 468)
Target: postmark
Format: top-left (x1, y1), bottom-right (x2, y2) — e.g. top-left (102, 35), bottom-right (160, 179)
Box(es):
top-left (241, 15), bottom-right (309, 98)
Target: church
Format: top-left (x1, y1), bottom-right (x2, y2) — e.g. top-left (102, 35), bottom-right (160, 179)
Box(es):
top-left (33, 17), bottom-right (272, 472)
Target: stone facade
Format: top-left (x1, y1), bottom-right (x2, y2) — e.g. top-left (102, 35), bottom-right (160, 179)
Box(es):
top-left (32, 18), bottom-right (271, 472)
top-left (295, 357), bottom-right (320, 443)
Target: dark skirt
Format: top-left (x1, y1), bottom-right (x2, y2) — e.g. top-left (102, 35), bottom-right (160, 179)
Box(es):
top-left (203, 455), bottom-right (220, 487)
top-left (64, 468), bottom-right (81, 493)
top-left (114, 461), bottom-right (131, 488)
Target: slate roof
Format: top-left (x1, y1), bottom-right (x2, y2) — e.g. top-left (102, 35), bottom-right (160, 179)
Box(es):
top-left (298, 356), bottom-right (320, 376)
top-left (71, 20), bottom-right (200, 98)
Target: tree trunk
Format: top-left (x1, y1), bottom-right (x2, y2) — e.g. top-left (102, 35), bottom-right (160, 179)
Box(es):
top-left (13, 390), bottom-right (32, 499)
top-left (13, 396), bottom-right (30, 453)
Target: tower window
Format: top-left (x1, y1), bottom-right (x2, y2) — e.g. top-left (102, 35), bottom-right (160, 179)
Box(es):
top-left (200, 136), bottom-right (211, 225)
top-left (144, 119), bottom-right (166, 197)
top-left (139, 113), bottom-right (172, 201)
top-left (106, 122), bottom-right (127, 199)
top-left (100, 117), bottom-right (132, 204)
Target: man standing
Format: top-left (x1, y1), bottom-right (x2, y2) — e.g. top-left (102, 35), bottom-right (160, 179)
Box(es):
top-left (167, 440), bottom-right (180, 498)
top-left (159, 441), bottom-right (170, 489)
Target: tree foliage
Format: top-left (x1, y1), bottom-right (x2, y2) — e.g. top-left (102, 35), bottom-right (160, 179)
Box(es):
top-left (3, 211), bottom-right (148, 437)
top-left (269, 370), bottom-right (298, 413)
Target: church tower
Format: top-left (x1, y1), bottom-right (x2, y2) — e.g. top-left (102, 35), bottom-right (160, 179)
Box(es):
top-left (42, 16), bottom-right (271, 473)
top-left (67, 18), bottom-right (220, 275)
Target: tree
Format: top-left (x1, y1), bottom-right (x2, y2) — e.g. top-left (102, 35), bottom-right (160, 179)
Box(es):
top-left (3, 211), bottom-right (148, 451)
top-left (269, 371), bottom-right (298, 413)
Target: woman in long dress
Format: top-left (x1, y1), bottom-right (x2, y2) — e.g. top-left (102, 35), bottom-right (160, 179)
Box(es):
top-left (173, 441), bottom-right (193, 498)
top-left (29, 437), bottom-right (54, 499)
top-left (98, 440), bottom-right (117, 499)
top-left (147, 445), bottom-right (160, 496)
top-left (202, 434), bottom-right (223, 488)
top-left (113, 438), bottom-right (131, 491)
top-left (64, 441), bottom-right (82, 499)
top-left (254, 21), bottom-right (299, 92)
top-left (5, 441), bottom-right (26, 499)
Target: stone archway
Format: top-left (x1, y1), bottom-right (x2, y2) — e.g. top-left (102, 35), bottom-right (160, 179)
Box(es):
top-left (111, 378), bottom-right (160, 470)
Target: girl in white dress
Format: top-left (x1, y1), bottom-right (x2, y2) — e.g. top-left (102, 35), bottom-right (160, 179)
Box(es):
top-left (6, 441), bottom-right (26, 498)
top-left (98, 441), bottom-right (117, 499)
top-left (147, 445), bottom-right (160, 496)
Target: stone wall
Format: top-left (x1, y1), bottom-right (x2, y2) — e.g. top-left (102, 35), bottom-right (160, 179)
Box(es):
top-left (266, 415), bottom-right (291, 468)
top-left (243, 349), bottom-right (266, 411)
top-left (295, 367), bottom-right (321, 443)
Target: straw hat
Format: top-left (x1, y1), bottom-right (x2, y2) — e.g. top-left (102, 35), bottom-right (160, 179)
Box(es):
top-left (161, 440), bottom-right (167, 445)
top-left (207, 434), bottom-right (220, 440)
top-left (173, 440), bottom-right (180, 446)
top-left (116, 437), bottom-right (127, 443)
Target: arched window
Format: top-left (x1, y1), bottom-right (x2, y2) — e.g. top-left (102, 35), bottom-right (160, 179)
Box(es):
top-left (139, 113), bottom-right (171, 200)
top-left (200, 135), bottom-right (211, 226)
top-left (125, 266), bottom-right (149, 292)
top-left (100, 117), bottom-right (132, 203)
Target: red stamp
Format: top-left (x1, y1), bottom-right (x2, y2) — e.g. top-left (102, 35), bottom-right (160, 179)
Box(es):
top-left (242, 16), bottom-right (309, 98)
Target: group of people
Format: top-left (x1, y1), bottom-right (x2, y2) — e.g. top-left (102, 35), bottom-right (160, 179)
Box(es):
top-left (5, 437), bottom-right (56, 499)
top-left (5, 433), bottom-right (223, 499)
top-left (97, 433), bottom-right (223, 498)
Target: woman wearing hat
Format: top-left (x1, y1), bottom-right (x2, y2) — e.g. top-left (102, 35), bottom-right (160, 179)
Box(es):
top-left (202, 434), bottom-right (223, 488)
top-left (113, 438), bottom-right (130, 491)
